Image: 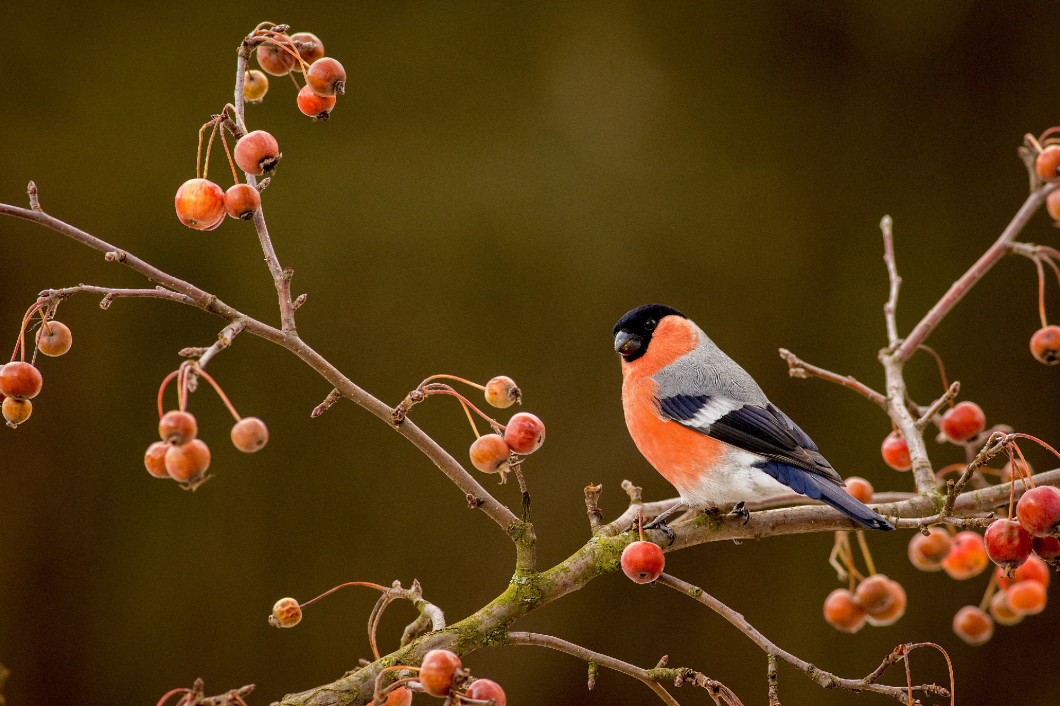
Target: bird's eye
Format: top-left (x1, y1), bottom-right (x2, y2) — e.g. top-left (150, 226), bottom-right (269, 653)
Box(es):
top-left (644, 319), bottom-right (656, 331)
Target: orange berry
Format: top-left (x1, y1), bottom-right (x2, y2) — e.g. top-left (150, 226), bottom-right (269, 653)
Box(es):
top-left (159, 410), bottom-right (198, 445)
top-left (367, 687), bottom-right (412, 706)
top-left (1, 397), bottom-right (32, 425)
top-left (469, 434), bottom-right (510, 474)
top-left (942, 531), bottom-right (990, 580)
top-left (504, 412), bottom-right (545, 454)
top-left (939, 401), bottom-right (986, 443)
top-left (35, 321), bottom-right (72, 356)
top-left (908, 527), bottom-right (952, 571)
top-left (231, 417), bottom-right (269, 453)
top-left (144, 441), bottom-right (170, 478)
top-left (484, 375), bottom-right (521, 409)
top-left (854, 574), bottom-right (894, 615)
top-left (306, 57), bottom-right (346, 97)
top-left (234, 130), bottom-right (281, 177)
top-left (270, 597), bottom-right (302, 627)
top-left (844, 476), bottom-right (873, 504)
top-left (175, 178), bottom-right (225, 230)
top-left (1007, 580), bottom-right (1048, 615)
top-left (864, 579), bottom-right (906, 626)
top-left (822, 588), bottom-right (866, 633)
top-left (289, 32), bottom-right (325, 65)
top-left (989, 590), bottom-right (1023, 626)
top-left (1048, 189), bottom-right (1060, 222)
top-left (1036, 144), bottom-right (1060, 181)
top-left (1030, 325), bottom-right (1060, 364)
top-left (996, 554), bottom-right (1050, 591)
top-left (164, 438), bottom-right (211, 482)
top-left (224, 184), bottom-right (261, 220)
top-left (297, 84), bottom-right (337, 120)
top-left (0, 361), bottom-right (43, 400)
top-left (466, 678), bottom-right (506, 706)
top-left (419, 649), bottom-right (461, 697)
top-left (243, 70), bottom-right (269, 102)
top-left (953, 605), bottom-right (993, 645)
top-left (256, 38), bottom-right (297, 76)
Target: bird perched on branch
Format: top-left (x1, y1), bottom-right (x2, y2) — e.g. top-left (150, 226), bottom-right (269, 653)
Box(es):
top-left (614, 303), bottom-right (894, 533)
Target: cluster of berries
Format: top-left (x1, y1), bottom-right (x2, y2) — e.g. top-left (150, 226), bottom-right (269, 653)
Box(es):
top-left (880, 401), bottom-right (987, 471)
top-left (823, 573), bottom-right (907, 633)
top-left (394, 374), bottom-right (546, 483)
top-left (144, 363), bottom-right (268, 489)
top-left (249, 28), bottom-right (347, 121)
top-left (1034, 136), bottom-right (1060, 223)
top-left (174, 127), bottom-right (279, 231)
top-left (2, 305), bottom-right (73, 426)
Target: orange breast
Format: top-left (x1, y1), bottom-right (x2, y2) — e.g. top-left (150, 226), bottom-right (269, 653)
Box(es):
top-left (620, 316), bottom-right (722, 494)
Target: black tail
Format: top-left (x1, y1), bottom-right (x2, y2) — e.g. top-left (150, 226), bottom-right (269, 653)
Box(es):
top-left (759, 460), bottom-right (895, 531)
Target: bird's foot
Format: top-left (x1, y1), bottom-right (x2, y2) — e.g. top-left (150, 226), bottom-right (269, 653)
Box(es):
top-left (642, 516), bottom-right (676, 546)
top-left (728, 501), bottom-right (750, 525)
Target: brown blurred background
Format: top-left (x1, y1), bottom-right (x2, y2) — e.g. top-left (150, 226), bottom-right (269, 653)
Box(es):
top-left (3, 2), bottom-right (1060, 704)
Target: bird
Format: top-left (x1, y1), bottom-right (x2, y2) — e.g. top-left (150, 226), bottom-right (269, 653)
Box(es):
top-left (614, 303), bottom-right (894, 532)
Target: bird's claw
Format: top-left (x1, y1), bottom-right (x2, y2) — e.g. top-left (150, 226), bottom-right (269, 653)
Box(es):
top-left (643, 516), bottom-right (676, 546)
top-left (729, 501), bottom-right (750, 525)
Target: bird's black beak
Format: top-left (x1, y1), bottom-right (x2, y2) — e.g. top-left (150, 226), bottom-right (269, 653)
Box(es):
top-left (614, 330), bottom-right (642, 356)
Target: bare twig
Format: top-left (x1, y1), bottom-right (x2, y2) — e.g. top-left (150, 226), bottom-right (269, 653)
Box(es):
top-left (880, 215), bottom-right (901, 347)
top-left (506, 632), bottom-right (681, 705)
top-left (311, 388), bottom-right (342, 418)
top-left (779, 348), bottom-right (887, 410)
top-left (657, 574), bottom-right (949, 703)
top-left (584, 483), bottom-right (604, 532)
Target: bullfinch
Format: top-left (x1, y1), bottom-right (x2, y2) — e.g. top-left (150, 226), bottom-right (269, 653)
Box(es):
top-left (614, 303), bottom-right (894, 531)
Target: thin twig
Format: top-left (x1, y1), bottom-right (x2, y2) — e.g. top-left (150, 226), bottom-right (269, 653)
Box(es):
top-left (778, 349), bottom-right (887, 410)
top-left (506, 632), bottom-right (680, 706)
top-left (880, 215), bottom-right (901, 347)
top-left (657, 574), bottom-right (949, 703)
top-left (915, 381), bottom-right (960, 431)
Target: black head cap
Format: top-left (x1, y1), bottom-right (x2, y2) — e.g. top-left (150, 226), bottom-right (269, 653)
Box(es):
top-left (613, 304), bottom-right (686, 362)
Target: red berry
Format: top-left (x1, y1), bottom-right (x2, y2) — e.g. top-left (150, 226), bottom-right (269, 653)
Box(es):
top-left (243, 70), bottom-right (269, 102)
top-left (1, 397), bottom-right (32, 425)
top-left (466, 678), bottom-right (506, 706)
top-left (175, 178), bottom-right (225, 230)
top-left (231, 417), bottom-right (269, 453)
top-left (419, 649), bottom-right (461, 697)
top-left (289, 32), bottom-right (325, 65)
top-left (822, 588), bottom-right (865, 633)
top-left (256, 38), bottom-right (297, 76)
top-left (1007, 580), bottom-right (1048, 615)
top-left (1032, 535), bottom-right (1060, 565)
top-left (1030, 325), bottom-right (1060, 364)
top-left (504, 412), bottom-right (545, 454)
top-left (270, 597), bottom-right (302, 627)
top-left (306, 57), bottom-right (346, 97)
top-left (880, 431), bottom-right (911, 471)
top-left (234, 130), bottom-right (281, 176)
top-left (942, 531), bottom-right (990, 580)
top-left (621, 540), bottom-right (665, 583)
top-left (984, 518), bottom-right (1033, 573)
top-left (159, 410), bottom-right (198, 445)
top-left (953, 605), bottom-right (994, 645)
top-left (865, 579), bottom-right (906, 626)
top-left (939, 401), bottom-right (986, 443)
top-left (164, 438), bottom-right (211, 482)
top-left (0, 362), bottom-right (43, 400)
top-left (484, 375), bottom-right (521, 409)
top-left (144, 441), bottom-right (170, 478)
top-left (989, 590), bottom-right (1023, 626)
top-left (35, 321), bottom-right (72, 357)
top-left (908, 527), bottom-right (952, 571)
top-left (297, 84), bottom-right (337, 120)
top-left (1016, 485), bottom-right (1060, 537)
top-left (224, 184), bottom-right (261, 220)
top-left (844, 476), bottom-right (873, 504)
top-left (469, 434), bottom-right (510, 474)
top-left (1037, 145), bottom-right (1060, 181)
